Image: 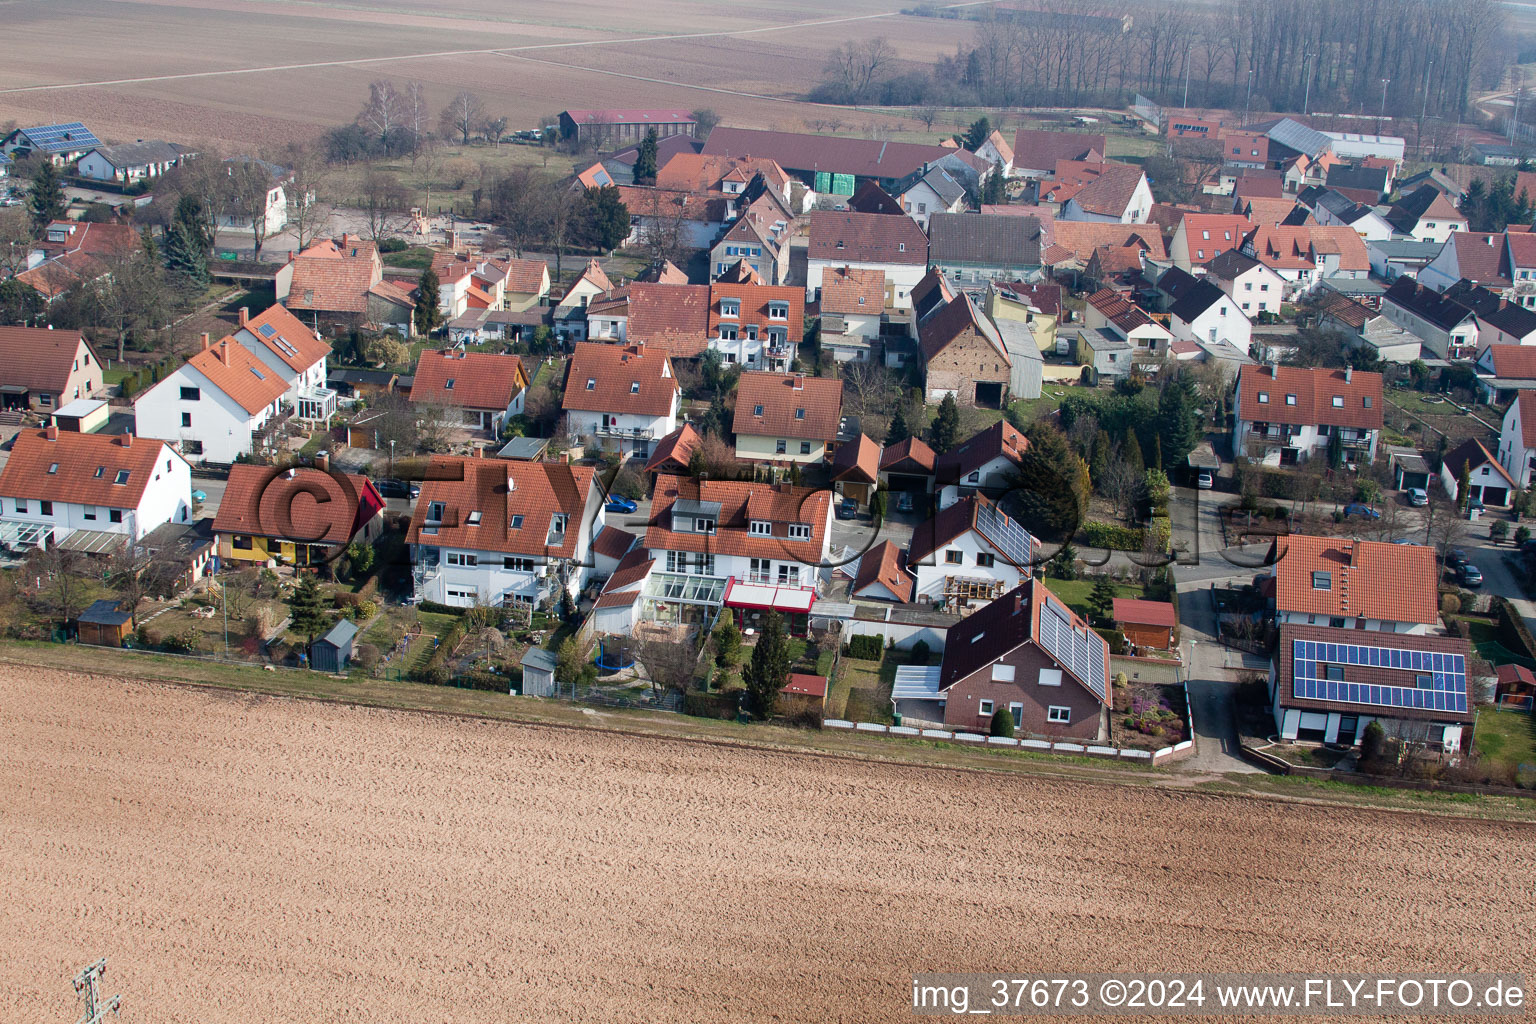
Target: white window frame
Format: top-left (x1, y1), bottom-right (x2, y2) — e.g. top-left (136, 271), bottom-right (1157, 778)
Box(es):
top-left (1047, 705), bottom-right (1071, 724)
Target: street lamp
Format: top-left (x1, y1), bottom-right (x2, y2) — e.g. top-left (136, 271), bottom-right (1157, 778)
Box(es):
top-left (1302, 53), bottom-right (1314, 117)
top-left (1379, 78), bottom-right (1391, 131)
top-left (1182, 56), bottom-right (1191, 109)
top-left (389, 438), bottom-right (395, 479)
top-left (1244, 69), bottom-right (1254, 122)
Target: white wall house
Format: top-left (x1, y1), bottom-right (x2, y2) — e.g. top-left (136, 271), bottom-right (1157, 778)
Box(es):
top-left (806, 211), bottom-right (928, 309)
top-left (0, 427), bottom-right (192, 552)
top-left (905, 496), bottom-right (1035, 610)
top-left (561, 342), bottom-right (681, 458)
top-left (1234, 364), bottom-right (1384, 467)
top-left (77, 141), bottom-right (190, 183)
top-left (1207, 255), bottom-right (1286, 319)
top-left (134, 337), bottom-right (288, 464)
top-left (232, 305), bottom-right (335, 421)
top-left (1169, 280), bottom-right (1252, 352)
top-left (217, 158), bottom-right (288, 236)
top-left (1499, 392), bottom-right (1536, 489)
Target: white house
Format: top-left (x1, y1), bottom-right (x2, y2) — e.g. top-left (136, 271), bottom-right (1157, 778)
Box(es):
top-left (933, 420), bottom-right (1030, 510)
top-left (1083, 289), bottom-right (1173, 353)
top-left (561, 342), bottom-right (680, 457)
top-left (1234, 364), bottom-right (1383, 466)
top-left (77, 140), bottom-right (191, 183)
top-left (1498, 392), bottom-right (1536, 489)
top-left (1269, 534), bottom-right (1439, 634)
top-left (407, 455), bottom-right (607, 610)
top-left (231, 304), bottom-right (335, 421)
top-left (805, 211), bottom-right (928, 309)
top-left (1385, 185), bottom-right (1467, 244)
top-left (1203, 249), bottom-right (1285, 319)
top-left (893, 164), bottom-right (968, 230)
top-left (0, 426), bottom-right (192, 552)
top-left (217, 157), bottom-right (289, 236)
top-left (1381, 277), bottom-right (1480, 360)
top-left (906, 496), bottom-right (1036, 612)
top-left (974, 130), bottom-right (1015, 177)
top-left (1417, 231), bottom-right (1514, 295)
top-left (1168, 279), bottom-right (1252, 352)
top-left (1312, 190), bottom-right (1394, 242)
top-left (1440, 437), bottom-right (1515, 509)
top-left (134, 335), bottom-right (288, 464)
top-left (1059, 164), bottom-right (1153, 224)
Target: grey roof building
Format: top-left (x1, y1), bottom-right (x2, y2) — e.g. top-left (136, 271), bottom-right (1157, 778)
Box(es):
top-left (928, 212), bottom-right (1047, 285)
top-left (1246, 117), bottom-right (1332, 161)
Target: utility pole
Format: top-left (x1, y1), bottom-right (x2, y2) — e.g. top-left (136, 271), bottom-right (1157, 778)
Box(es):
top-left (72, 959), bottom-right (121, 1023)
top-left (1182, 56), bottom-right (1191, 109)
top-left (1420, 59), bottom-right (1434, 158)
top-left (1302, 53), bottom-right (1314, 117)
top-left (1511, 70), bottom-right (1524, 143)
top-left (1244, 69), bottom-right (1254, 123)
top-left (1379, 78), bottom-right (1391, 133)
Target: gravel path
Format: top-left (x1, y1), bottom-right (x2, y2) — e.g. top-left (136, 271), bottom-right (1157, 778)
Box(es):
top-left (2, 669), bottom-right (1533, 1022)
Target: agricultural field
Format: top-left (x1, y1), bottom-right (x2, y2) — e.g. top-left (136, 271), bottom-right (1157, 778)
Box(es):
top-left (2, 667), bottom-right (1535, 1021)
top-left (0, 0), bottom-right (982, 153)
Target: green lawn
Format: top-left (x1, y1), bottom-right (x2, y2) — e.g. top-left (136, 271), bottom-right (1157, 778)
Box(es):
top-left (1040, 577), bottom-right (1147, 621)
top-left (403, 611), bottom-right (461, 673)
top-left (1474, 706), bottom-right (1536, 778)
top-left (381, 247), bottom-right (435, 271)
top-left (841, 650), bottom-right (900, 725)
top-left (1008, 391), bottom-right (1064, 426)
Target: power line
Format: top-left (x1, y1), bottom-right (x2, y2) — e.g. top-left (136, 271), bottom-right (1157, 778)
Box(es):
top-left (72, 959), bottom-right (121, 1024)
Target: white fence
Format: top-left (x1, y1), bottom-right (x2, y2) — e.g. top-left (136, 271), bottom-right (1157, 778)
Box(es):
top-left (825, 719), bottom-right (1195, 765)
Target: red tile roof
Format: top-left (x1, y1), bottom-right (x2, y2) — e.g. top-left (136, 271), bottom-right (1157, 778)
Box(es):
top-left (702, 127), bottom-right (950, 180)
top-left (1271, 534), bottom-right (1437, 625)
top-left (1013, 129), bottom-right (1106, 170)
top-left (591, 525), bottom-right (638, 562)
top-left (906, 494), bottom-right (1034, 566)
top-left (1443, 437), bottom-right (1515, 489)
top-left (708, 281), bottom-right (803, 345)
top-left (1276, 623), bottom-right (1472, 723)
top-left (1480, 344), bottom-right (1536, 378)
top-left (501, 257), bottom-right (549, 295)
top-left (732, 372), bottom-right (843, 442)
top-left (655, 153), bottom-right (789, 194)
top-left (783, 673), bottom-right (828, 698)
top-left (1112, 597), bottom-right (1176, 628)
top-left (1178, 214), bottom-right (1252, 263)
top-left (1050, 222), bottom-right (1167, 263)
top-left (808, 211), bottom-right (927, 266)
top-left (410, 350), bottom-right (528, 411)
top-left (1087, 288), bottom-right (1156, 334)
top-left (284, 235), bottom-right (381, 314)
top-left (0, 327), bottom-right (93, 396)
top-left (991, 281), bottom-right (1063, 318)
top-left (645, 474), bottom-right (830, 562)
top-left (934, 419), bottom-right (1029, 483)
top-left (564, 108), bottom-right (694, 125)
top-left (182, 337), bottom-right (289, 415)
top-left (852, 540), bottom-right (913, 602)
top-left (830, 433), bottom-right (881, 484)
top-left (1067, 163), bottom-right (1146, 217)
top-left (645, 423), bottom-right (702, 474)
top-left (213, 464), bottom-right (383, 545)
top-left (879, 436), bottom-right (936, 475)
top-left (918, 292), bottom-right (1009, 363)
top-left (603, 545), bottom-right (654, 591)
top-left (1506, 229), bottom-right (1536, 271)
top-left (0, 429), bottom-right (175, 509)
top-left (1238, 365), bottom-right (1383, 430)
top-left (406, 455), bottom-right (596, 558)
top-left (562, 342), bottom-right (678, 418)
top-left (616, 185), bottom-right (730, 225)
top-left (819, 266), bottom-right (886, 315)
top-left (241, 303), bottom-right (329, 373)
top-left (612, 283), bottom-right (713, 359)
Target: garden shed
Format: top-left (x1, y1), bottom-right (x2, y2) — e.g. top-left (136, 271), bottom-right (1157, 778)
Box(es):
top-left (521, 647), bottom-right (558, 697)
top-left (78, 599), bottom-right (134, 647)
top-left (309, 618), bottom-right (358, 673)
top-left (1113, 597), bottom-right (1177, 650)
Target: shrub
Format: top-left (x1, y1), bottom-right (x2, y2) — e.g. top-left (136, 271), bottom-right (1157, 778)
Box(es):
top-left (1517, 525), bottom-right (1532, 547)
top-left (786, 706), bottom-right (824, 729)
top-left (353, 642), bottom-right (380, 670)
top-left (683, 691), bottom-right (737, 719)
top-left (1144, 469), bottom-right (1170, 512)
top-left (910, 639), bottom-right (931, 665)
top-left (1440, 593), bottom-right (1461, 615)
top-left (416, 600), bottom-right (468, 616)
top-left (1083, 520), bottom-right (1143, 550)
top-left (1490, 520), bottom-right (1509, 543)
top-left (989, 710), bottom-right (1015, 738)
top-left (846, 634), bottom-right (883, 660)
top-left (377, 238), bottom-right (409, 253)
top-left (1360, 720), bottom-right (1386, 767)
top-left (351, 600), bottom-right (378, 621)
top-left (1094, 626), bottom-right (1128, 654)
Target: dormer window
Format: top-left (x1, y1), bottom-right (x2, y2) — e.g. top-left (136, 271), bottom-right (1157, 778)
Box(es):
top-left (694, 517), bottom-right (716, 533)
top-left (550, 514), bottom-right (567, 533)
top-left (768, 302), bottom-right (788, 320)
top-left (586, 378), bottom-right (596, 390)
top-left (720, 299), bottom-right (740, 318)
top-left (788, 523), bottom-right (811, 541)
top-left (1257, 391), bottom-right (1269, 403)
top-left (750, 520), bottom-right (772, 536)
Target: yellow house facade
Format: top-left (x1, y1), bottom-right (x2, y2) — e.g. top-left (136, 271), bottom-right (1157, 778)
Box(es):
top-left (735, 432), bottom-right (829, 466)
top-left (986, 287), bottom-right (1058, 353)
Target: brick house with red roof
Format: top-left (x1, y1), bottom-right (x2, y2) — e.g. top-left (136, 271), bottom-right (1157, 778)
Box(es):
top-left (707, 278), bottom-right (802, 371)
top-left (1235, 364), bottom-right (1383, 465)
top-left (0, 326), bottom-right (102, 412)
top-left (561, 342), bottom-right (680, 457)
top-left (408, 453), bottom-right (606, 609)
top-left (0, 427), bottom-right (192, 552)
top-left (277, 235), bottom-right (415, 334)
top-left (409, 350), bottom-right (530, 433)
top-left (134, 334), bottom-right (290, 463)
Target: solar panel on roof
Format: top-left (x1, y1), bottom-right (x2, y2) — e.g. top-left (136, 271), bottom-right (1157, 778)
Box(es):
top-left (21, 122), bottom-right (101, 152)
top-left (258, 324), bottom-right (276, 338)
top-left (1037, 596), bottom-right (1109, 701)
top-left (1290, 639), bottom-right (1466, 714)
top-left (976, 501), bottom-right (1034, 568)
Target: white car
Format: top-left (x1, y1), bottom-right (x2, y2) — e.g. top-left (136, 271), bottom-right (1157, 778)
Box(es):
top-left (1196, 470), bottom-right (1214, 490)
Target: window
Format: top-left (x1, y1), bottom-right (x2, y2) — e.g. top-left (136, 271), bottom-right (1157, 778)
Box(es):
top-left (446, 552), bottom-right (479, 567)
top-left (1331, 395), bottom-right (1344, 407)
top-left (83, 506), bottom-right (97, 521)
top-left (718, 325), bottom-right (738, 341)
top-left (46, 462), bottom-right (58, 475)
top-left (775, 439), bottom-right (787, 454)
top-left (510, 514), bottom-right (523, 529)
top-left (689, 517), bottom-right (715, 534)
top-left (504, 556), bottom-right (535, 572)
top-left (467, 510), bottom-right (482, 526)
top-left (1312, 571), bottom-right (1331, 590)
top-left (550, 514), bottom-right (568, 534)
top-left (991, 664), bottom-right (1016, 682)
top-left (788, 524), bottom-right (811, 540)
top-left (768, 302), bottom-right (788, 320)
top-left (428, 501), bottom-right (445, 522)
top-left (1363, 396), bottom-right (1373, 408)
top-left (945, 550), bottom-right (963, 564)
top-left (181, 412), bottom-right (192, 428)
top-left (1285, 394), bottom-right (1297, 405)
top-left (1257, 391), bottom-right (1269, 404)
top-left (232, 534), bottom-right (253, 550)
top-left (799, 441), bottom-right (811, 455)
top-left (94, 467), bottom-right (104, 478)
top-left (749, 557), bottom-right (771, 581)
top-left (1326, 664), bottom-right (1345, 681)
top-left (898, 242), bottom-right (907, 252)
top-left (115, 470), bottom-right (129, 485)
top-left (39, 394), bottom-right (51, 407)
top-left (1010, 703), bottom-right (1024, 728)
top-left (979, 699), bottom-right (994, 715)
top-left (180, 386), bottom-right (199, 401)
top-left (629, 381), bottom-right (640, 394)
top-left (967, 471), bottom-right (980, 484)
top-left (753, 404), bottom-right (764, 417)
top-left (777, 564), bottom-right (800, 586)
top-left (794, 408), bottom-right (805, 420)
top-left (750, 520), bottom-right (772, 536)
top-left (1245, 282), bottom-right (1253, 291)
top-left (585, 378), bottom-right (596, 391)
top-left (1330, 616), bottom-right (1346, 628)
top-left (1038, 668), bottom-right (1063, 687)
top-left (1047, 706), bottom-right (1072, 724)
top-left (744, 326), bottom-right (757, 341)
top-left (720, 299), bottom-right (739, 318)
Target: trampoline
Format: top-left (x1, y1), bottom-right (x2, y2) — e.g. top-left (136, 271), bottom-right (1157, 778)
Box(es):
top-left (595, 635), bottom-right (635, 673)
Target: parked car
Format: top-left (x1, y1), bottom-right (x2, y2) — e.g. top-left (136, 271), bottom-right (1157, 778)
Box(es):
top-left (1196, 470), bottom-right (1213, 490)
top-left (1445, 548), bottom-right (1469, 570)
top-left (1406, 487), bottom-right (1428, 507)
top-left (377, 478), bottom-right (420, 499)
top-left (837, 497), bottom-right (858, 520)
top-left (604, 496), bottom-right (638, 515)
top-left (895, 492), bottom-right (915, 513)
top-left (1342, 502), bottom-right (1380, 519)
top-left (1455, 563), bottom-right (1484, 588)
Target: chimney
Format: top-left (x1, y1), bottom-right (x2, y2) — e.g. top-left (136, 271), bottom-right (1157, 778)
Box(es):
top-left (119, 432), bottom-right (132, 448)
top-left (215, 340), bottom-right (228, 364)
top-left (201, 332), bottom-right (211, 351)
top-left (1344, 366), bottom-right (1353, 382)
top-left (471, 446), bottom-right (483, 458)
top-left (315, 450), bottom-right (329, 471)
top-left (44, 425), bottom-right (57, 441)
top-left (238, 306), bottom-right (249, 326)
top-left (792, 372), bottom-right (805, 390)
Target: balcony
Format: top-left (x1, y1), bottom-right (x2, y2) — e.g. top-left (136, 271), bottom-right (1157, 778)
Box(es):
top-left (589, 422), bottom-right (655, 440)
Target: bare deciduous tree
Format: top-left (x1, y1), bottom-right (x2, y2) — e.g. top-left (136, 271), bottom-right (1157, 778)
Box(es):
top-left (440, 91), bottom-right (486, 145)
top-left (359, 79), bottom-right (409, 150)
top-left (637, 636), bottom-right (701, 697)
top-left (280, 140), bottom-right (333, 251)
top-left (0, 208), bottom-right (35, 277)
top-left (359, 171), bottom-right (411, 243)
top-left (823, 37), bottom-right (898, 102)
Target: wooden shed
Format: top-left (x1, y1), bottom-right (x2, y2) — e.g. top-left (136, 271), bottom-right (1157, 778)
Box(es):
top-left (781, 672), bottom-right (828, 712)
top-left (1112, 597), bottom-right (1177, 650)
top-left (521, 647), bottom-right (558, 697)
top-left (309, 617), bottom-right (358, 673)
top-left (78, 599), bottom-right (133, 647)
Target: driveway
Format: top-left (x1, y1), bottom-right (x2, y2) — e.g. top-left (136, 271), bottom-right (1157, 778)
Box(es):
top-left (1457, 516), bottom-right (1536, 635)
top-left (1177, 582), bottom-right (1263, 774)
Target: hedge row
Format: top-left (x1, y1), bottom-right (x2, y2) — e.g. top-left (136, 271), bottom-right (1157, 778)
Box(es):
top-left (683, 691), bottom-right (738, 719)
top-left (409, 614), bottom-right (469, 684)
top-left (415, 600), bottom-right (468, 616)
top-left (845, 634), bottom-right (883, 660)
top-left (1083, 520), bottom-right (1143, 551)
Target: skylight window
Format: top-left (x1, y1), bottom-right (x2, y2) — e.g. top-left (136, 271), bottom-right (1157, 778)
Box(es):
top-left (1257, 391), bottom-right (1269, 403)
top-left (445, 379), bottom-right (455, 390)
top-left (1312, 571), bottom-right (1331, 590)
top-left (510, 514), bottom-right (524, 529)
top-left (795, 408), bottom-right (805, 419)
top-left (753, 404), bottom-right (764, 416)
top-left (1332, 395), bottom-right (1344, 407)
top-left (630, 381), bottom-right (640, 393)
top-left (114, 470), bottom-right (129, 484)
top-left (94, 466), bottom-right (104, 478)
top-left (586, 378), bottom-right (597, 390)
top-left (467, 510), bottom-right (482, 526)
top-left (249, 367), bottom-right (266, 380)
top-left (47, 463), bottom-right (58, 474)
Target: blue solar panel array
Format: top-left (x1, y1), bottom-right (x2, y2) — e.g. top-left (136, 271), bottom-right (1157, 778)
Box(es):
top-left (976, 501), bottom-right (1033, 568)
top-left (1291, 638), bottom-right (1467, 714)
top-left (21, 122), bottom-right (101, 153)
top-left (1039, 596), bottom-right (1109, 701)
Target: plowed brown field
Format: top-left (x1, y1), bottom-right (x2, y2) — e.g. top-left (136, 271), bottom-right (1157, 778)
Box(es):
top-left (2, 668), bottom-right (1533, 1022)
